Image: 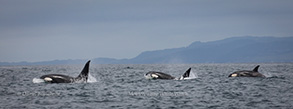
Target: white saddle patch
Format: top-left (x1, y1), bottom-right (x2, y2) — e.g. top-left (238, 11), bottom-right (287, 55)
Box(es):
top-left (52, 76), bottom-right (65, 79)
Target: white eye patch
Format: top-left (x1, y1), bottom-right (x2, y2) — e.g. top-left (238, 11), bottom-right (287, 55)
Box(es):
top-left (44, 77), bottom-right (52, 81)
top-left (231, 74), bottom-right (237, 77)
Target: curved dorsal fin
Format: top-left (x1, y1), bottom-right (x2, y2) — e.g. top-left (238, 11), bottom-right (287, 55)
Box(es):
top-left (252, 65), bottom-right (260, 72)
top-left (76, 60), bottom-right (91, 81)
top-left (182, 68), bottom-right (191, 78)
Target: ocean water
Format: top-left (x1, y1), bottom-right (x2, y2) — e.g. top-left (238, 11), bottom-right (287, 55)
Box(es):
top-left (1, 63), bottom-right (293, 109)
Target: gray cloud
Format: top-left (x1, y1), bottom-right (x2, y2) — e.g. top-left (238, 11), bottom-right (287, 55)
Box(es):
top-left (1, 0), bottom-right (293, 62)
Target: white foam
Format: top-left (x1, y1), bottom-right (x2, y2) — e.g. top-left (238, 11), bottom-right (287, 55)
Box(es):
top-left (87, 73), bottom-right (97, 83)
top-left (189, 70), bottom-right (198, 78)
top-left (32, 78), bottom-right (45, 83)
top-left (264, 72), bottom-right (273, 78)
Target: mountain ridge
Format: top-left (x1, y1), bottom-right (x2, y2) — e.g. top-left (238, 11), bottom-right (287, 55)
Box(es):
top-left (124, 36), bottom-right (293, 63)
top-left (1, 36), bottom-right (293, 65)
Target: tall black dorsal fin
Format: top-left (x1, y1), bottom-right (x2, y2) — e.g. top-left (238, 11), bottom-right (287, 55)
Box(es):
top-left (252, 65), bottom-right (260, 72)
top-left (182, 68), bottom-right (191, 78)
top-left (76, 60), bottom-right (90, 81)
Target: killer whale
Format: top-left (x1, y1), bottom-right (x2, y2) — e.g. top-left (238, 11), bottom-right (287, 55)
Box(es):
top-left (145, 71), bottom-right (175, 80)
top-left (228, 65), bottom-right (265, 77)
top-left (40, 60), bottom-right (90, 83)
top-left (145, 68), bottom-right (196, 80)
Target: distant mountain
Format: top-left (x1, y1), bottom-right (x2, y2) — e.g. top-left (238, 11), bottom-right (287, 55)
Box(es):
top-left (1, 36), bottom-right (293, 65)
top-left (124, 36), bottom-right (293, 63)
top-left (0, 59), bottom-right (87, 65)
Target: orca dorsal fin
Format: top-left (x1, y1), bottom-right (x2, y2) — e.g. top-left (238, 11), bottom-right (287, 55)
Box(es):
top-left (182, 68), bottom-right (191, 78)
top-left (76, 60), bottom-right (90, 81)
top-left (252, 65), bottom-right (260, 72)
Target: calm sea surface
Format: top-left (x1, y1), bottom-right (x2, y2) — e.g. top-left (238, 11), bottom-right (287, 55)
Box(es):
top-left (1, 63), bottom-right (293, 109)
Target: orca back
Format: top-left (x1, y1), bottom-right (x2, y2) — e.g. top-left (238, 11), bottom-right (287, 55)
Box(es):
top-left (146, 71), bottom-right (175, 80)
top-left (40, 74), bottom-right (74, 83)
top-left (228, 65), bottom-right (265, 77)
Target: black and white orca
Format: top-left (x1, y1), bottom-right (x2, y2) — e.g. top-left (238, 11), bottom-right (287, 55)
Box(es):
top-left (228, 65), bottom-right (265, 77)
top-left (145, 71), bottom-right (175, 80)
top-left (145, 68), bottom-right (196, 80)
top-left (40, 60), bottom-right (91, 83)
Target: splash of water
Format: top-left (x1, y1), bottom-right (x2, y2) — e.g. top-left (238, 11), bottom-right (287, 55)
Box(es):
top-left (264, 72), bottom-right (274, 78)
top-left (87, 73), bottom-right (97, 83)
top-left (189, 70), bottom-right (198, 78)
top-left (32, 78), bottom-right (44, 83)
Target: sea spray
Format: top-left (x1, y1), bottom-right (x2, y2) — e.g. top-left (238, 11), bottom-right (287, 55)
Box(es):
top-left (32, 78), bottom-right (44, 83)
top-left (87, 73), bottom-right (97, 83)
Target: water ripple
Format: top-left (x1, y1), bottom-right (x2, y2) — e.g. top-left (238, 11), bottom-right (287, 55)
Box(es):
top-left (0, 63), bottom-right (293, 108)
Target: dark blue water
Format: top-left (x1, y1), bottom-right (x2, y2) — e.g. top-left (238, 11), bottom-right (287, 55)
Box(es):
top-left (1, 63), bottom-right (293, 109)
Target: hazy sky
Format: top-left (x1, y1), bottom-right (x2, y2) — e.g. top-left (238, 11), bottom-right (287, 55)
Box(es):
top-left (1, 0), bottom-right (293, 62)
